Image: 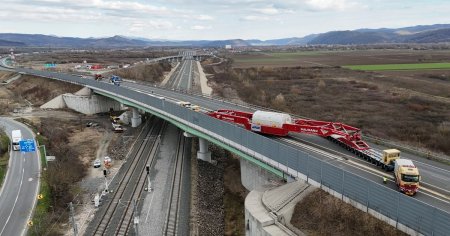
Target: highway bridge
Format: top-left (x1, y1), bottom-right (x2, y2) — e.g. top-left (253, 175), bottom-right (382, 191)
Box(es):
top-left (146, 51), bottom-right (211, 64)
top-left (3, 56), bottom-right (450, 236)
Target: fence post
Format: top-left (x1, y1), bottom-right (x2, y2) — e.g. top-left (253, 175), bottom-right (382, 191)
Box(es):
top-left (341, 171), bottom-right (344, 201)
top-left (306, 155), bottom-right (309, 183)
top-left (320, 160), bottom-right (323, 187)
top-left (396, 192), bottom-right (400, 229)
top-left (367, 184), bottom-right (370, 212)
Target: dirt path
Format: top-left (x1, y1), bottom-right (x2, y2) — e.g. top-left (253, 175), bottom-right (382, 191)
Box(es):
top-left (196, 61), bottom-right (212, 95)
top-left (96, 132), bottom-right (113, 159)
top-left (161, 62), bottom-right (180, 86)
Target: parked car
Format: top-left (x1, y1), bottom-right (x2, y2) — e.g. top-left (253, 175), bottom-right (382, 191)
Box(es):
top-left (93, 159), bottom-right (101, 168)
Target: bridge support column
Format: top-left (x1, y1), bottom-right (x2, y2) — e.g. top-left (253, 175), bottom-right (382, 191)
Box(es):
top-left (240, 158), bottom-right (283, 191)
top-left (131, 107), bottom-right (142, 127)
top-left (197, 138), bottom-right (211, 162)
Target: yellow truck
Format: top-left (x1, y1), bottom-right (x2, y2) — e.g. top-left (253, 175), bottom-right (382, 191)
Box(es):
top-left (177, 101), bottom-right (200, 111)
top-left (385, 149), bottom-right (420, 196)
top-left (381, 149), bottom-right (401, 171)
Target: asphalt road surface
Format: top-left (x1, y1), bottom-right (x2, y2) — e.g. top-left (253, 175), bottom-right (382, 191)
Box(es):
top-left (0, 118), bottom-right (41, 236)
top-left (120, 80), bottom-right (450, 211)
top-left (13, 67), bottom-right (450, 213)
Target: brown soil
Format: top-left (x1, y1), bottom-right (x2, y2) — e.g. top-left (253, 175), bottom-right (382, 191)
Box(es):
top-left (206, 51), bottom-right (450, 155)
top-left (68, 128), bottom-right (102, 166)
top-left (17, 49), bottom-right (173, 65)
top-left (231, 49), bottom-right (450, 68)
top-left (5, 75), bottom-right (82, 106)
top-left (223, 155), bottom-right (248, 236)
top-left (107, 62), bottom-right (171, 83)
top-left (0, 71), bottom-right (15, 82)
top-left (291, 189), bottom-right (407, 236)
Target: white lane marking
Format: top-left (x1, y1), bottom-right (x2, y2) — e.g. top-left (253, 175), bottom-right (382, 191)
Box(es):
top-left (288, 136), bottom-right (450, 194)
top-left (283, 137), bottom-right (450, 203)
top-left (281, 138), bottom-right (346, 162)
top-left (0, 165), bottom-right (25, 236)
top-left (413, 160), bottom-right (450, 174)
top-left (347, 159), bottom-right (450, 202)
top-left (113, 82), bottom-right (450, 201)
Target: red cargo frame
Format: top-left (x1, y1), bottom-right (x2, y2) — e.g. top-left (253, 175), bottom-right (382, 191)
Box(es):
top-left (207, 109), bottom-right (370, 150)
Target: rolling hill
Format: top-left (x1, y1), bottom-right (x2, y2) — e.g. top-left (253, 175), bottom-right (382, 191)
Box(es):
top-left (1, 24), bottom-right (449, 47)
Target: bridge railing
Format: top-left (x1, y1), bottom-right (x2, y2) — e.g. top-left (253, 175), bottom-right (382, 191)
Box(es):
top-left (17, 68), bottom-right (450, 236)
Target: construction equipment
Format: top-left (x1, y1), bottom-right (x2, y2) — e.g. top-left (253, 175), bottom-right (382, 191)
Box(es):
top-left (110, 115), bottom-right (121, 124)
top-left (94, 74), bottom-right (103, 81)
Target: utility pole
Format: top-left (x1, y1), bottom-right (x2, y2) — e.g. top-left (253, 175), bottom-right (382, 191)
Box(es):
top-left (69, 202), bottom-right (78, 236)
top-left (103, 169), bottom-right (109, 193)
top-left (146, 165), bottom-right (152, 192)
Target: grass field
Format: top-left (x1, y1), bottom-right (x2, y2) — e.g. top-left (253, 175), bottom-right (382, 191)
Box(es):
top-left (29, 137), bottom-right (51, 235)
top-left (232, 51), bottom-right (328, 66)
top-left (343, 62), bottom-right (450, 71)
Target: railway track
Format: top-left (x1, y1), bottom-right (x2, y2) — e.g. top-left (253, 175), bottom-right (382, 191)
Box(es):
top-left (89, 117), bottom-right (165, 236)
top-left (163, 132), bottom-right (187, 235)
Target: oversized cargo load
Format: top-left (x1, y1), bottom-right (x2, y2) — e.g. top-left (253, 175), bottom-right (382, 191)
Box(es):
top-left (11, 129), bottom-right (22, 151)
top-left (252, 111), bottom-right (292, 128)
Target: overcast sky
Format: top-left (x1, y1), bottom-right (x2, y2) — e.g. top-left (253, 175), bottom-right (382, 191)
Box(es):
top-left (1, 0), bottom-right (449, 40)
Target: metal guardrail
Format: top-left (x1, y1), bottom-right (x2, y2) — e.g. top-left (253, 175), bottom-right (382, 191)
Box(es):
top-left (364, 134), bottom-right (450, 163)
top-left (15, 68), bottom-right (450, 236)
top-left (126, 79), bottom-right (450, 163)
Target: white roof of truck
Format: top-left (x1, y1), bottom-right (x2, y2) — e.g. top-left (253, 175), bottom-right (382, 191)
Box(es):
top-left (12, 130), bottom-right (21, 137)
top-left (396, 159), bottom-right (415, 167)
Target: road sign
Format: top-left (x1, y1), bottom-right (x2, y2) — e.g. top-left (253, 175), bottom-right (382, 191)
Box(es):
top-left (19, 139), bottom-right (36, 152)
top-left (46, 156), bottom-right (56, 162)
top-left (27, 220), bottom-right (33, 227)
top-left (38, 194), bottom-right (43, 200)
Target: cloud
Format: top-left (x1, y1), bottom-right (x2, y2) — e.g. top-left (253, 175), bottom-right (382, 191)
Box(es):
top-left (0, 4), bottom-right (102, 22)
top-left (303, 0), bottom-right (360, 11)
top-left (240, 15), bottom-right (270, 21)
top-left (191, 25), bottom-right (212, 30)
top-left (194, 15), bottom-right (214, 20)
top-left (254, 5), bottom-right (280, 15)
top-left (129, 20), bottom-right (174, 32)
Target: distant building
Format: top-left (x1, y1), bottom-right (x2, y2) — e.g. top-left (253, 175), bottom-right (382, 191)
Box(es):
top-left (225, 45), bottom-right (232, 50)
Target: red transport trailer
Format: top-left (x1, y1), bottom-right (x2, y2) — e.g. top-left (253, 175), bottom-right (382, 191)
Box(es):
top-left (207, 109), bottom-right (370, 151)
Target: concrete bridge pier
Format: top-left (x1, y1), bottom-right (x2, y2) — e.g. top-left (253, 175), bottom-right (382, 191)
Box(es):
top-left (184, 132), bottom-right (211, 162)
top-left (197, 138), bottom-right (212, 162)
top-left (131, 107), bottom-right (142, 127)
top-left (240, 158), bottom-right (283, 191)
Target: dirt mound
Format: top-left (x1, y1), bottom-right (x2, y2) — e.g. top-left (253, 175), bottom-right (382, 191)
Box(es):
top-left (5, 75), bottom-right (82, 105)
top-left (291, 189), bottom-right (407, 236)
